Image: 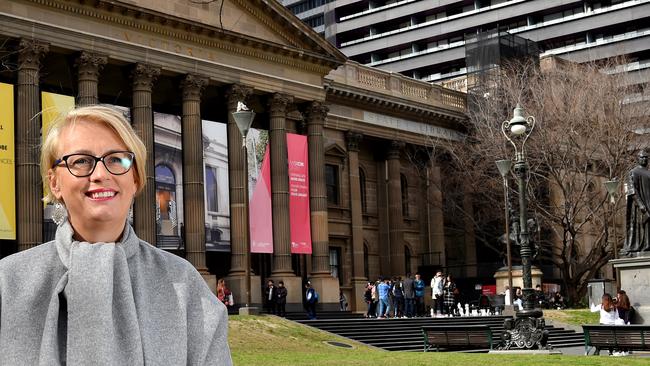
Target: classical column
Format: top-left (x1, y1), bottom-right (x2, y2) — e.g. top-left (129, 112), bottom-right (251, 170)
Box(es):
top-left (131, 63), bottom-right (160, 245)
top-left (387, 141), bottom-right (405, 275)
top-left (347, 131), bottom-right (368, 311)
top-left (427, 163), bottom-right (446, 267)
top-left (226, 84), bottom-right (253, 275)
top-left (75, 51), bottom-right (107, 106)
top-left (16, 39), bottom-right (48, 252)
top-left (269, 93), bottom-right (293, 276)
top-left (307, 102), bottom-right (331, 278)
top-left (463, 185), bottom-right (477, 277)
top-left (181, 74), bottom-right (209, 273)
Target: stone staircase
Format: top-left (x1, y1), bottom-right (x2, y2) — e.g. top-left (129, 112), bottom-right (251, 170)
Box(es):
top-left (286, 312), bottom-right (584, 352)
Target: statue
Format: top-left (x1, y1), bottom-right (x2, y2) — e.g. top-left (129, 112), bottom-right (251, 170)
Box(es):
top-left (621, 150), bottom-right (650, 256)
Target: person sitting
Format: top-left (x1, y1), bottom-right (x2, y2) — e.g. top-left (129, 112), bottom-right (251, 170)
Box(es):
top-left (591, 293), bottom-right (624, 356)
top-left (0, 105), bottom-right (231, 365)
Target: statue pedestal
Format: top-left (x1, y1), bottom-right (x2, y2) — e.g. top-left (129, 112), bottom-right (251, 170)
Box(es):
top-left (611, 254), bottom-right (650, 324)
top-left (493, 265), bottom-right (543, 294)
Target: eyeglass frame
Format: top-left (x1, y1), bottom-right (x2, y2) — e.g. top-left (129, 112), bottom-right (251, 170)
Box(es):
top-left (52, 150), bottom-right (136, 178)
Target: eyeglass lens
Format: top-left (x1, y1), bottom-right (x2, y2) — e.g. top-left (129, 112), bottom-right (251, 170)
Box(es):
top-left (65, 152), bottom-right (134, 177)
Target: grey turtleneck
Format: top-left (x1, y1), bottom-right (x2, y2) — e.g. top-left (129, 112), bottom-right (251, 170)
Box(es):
top-left (0, 220), bottom-right (232, 365)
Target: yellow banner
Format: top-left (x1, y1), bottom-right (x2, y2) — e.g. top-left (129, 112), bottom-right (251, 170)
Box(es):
top-left (0, 83), bottom-right (15, 240)
top-left (41, 92), bottom-right (75, 205)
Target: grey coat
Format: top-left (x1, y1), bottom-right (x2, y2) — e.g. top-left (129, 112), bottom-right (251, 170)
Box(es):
top-left (0, 220), bottom-right (232, 366)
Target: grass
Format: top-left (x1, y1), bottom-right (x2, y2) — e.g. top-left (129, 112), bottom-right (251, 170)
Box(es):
top-left (543, 308), bottom-right (599, 326)
top-left (228, 314), bottom-right (645, 366)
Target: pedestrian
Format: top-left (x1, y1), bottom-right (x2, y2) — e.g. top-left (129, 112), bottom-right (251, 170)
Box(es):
top-left (363, 282), bottom-right (374, 318)
top-left (414, 273), bottom-right (426, 316)
top-left (430, 271), bottom-right (444, 316)
top-left (443, 274), bottom-right (457, 316)
top-left (0, 105), bottom-right (232, 365)
top-left (305, 281), bottom-right (318, 319)
top-left (276, 280), bottom-right (288, 317)
top-left (403, 273), bottom-right (415, 317)
top-left (265, 279), bottom-right (277, 315)
top-left (377, 277), bottom-right (391, 318)
top-left (217, 278), bottom-right (233, 310)
top-left (339, 290), bottom-right (348, 311)
top-left (392, 277), bottom-right (404, 318)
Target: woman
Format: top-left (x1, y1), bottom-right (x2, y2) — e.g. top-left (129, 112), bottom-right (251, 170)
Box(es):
top-left (363, 282), bottom-right (373, 318)
top-left (0, 106), bottom-right (231, 365)
top-left (590, 293), bottom-right (621, 355)
top-left (443, 274), bottom-right (457, 316)
top-left (217, 278), bottom-right (233, 308)
top-left (616, 290), bottom-right (631, 324)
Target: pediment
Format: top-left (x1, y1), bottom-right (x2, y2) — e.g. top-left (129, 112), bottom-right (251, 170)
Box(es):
top-left (324, 141), bottom-right (348, 161)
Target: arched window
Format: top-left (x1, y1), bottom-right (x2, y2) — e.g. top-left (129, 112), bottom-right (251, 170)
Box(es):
top-left (359, 167), bottom-right (367, 213)
top-left (405, 245), bottom-right (412, 274)
top-left (401, 174), bottom-right (409, 217)
top-left (155, 164), bottom-right (178, 236)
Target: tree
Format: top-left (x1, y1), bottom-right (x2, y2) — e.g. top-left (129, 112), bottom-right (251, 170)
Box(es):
top-left (426, 57), bottom-right (647, 305)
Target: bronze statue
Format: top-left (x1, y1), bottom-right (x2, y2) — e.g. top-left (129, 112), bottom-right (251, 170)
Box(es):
top-left (621, 150), bottom-right (650, 256)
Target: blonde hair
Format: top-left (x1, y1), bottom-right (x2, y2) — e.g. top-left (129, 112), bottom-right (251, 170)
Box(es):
top-left (41, 105), bottom-right (147, 204)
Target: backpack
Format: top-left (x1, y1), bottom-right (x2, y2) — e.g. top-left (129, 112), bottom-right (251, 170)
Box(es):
top-left (313, 290), bottom-right (319, 303)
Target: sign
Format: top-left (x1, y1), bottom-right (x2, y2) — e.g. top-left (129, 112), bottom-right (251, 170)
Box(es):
top-left (0, 83), bottom-right (15, 240)
top-left (287, 133), bottom-right (311, 254)
top-left (249, 146), bottom-right (273, 253)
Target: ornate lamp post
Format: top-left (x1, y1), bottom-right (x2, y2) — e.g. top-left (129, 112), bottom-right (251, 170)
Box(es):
top-left (604, 179), bottom-right (620, 290)
top-left (500, 105), bottom-right (548, 350)
top-left (232, 102), bottom-right (256, 311)
top-left (496, 159), bottom-right (514, 306)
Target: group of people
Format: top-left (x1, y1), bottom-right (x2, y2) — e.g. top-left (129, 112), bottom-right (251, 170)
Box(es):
top-left (264, 279), bottom-right (319, 319)
top-left (591, 290), bottom-right (634, 356)
top-left (363, 272), bottom-right (460, 318)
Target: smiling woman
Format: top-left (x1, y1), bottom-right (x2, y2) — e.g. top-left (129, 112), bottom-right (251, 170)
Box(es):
top-left (0, 105), bottom-right (232, 365)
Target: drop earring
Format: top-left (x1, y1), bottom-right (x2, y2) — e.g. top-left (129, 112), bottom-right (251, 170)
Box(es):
top-left (52, 202), bottom-right (68, 226)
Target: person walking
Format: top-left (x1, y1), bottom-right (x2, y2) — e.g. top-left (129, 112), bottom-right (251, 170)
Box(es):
top-left (403, 273), bottom-right (415, 318)
top-left (305, 281), bottom-right (318, 320)
top-left (414, 273), bottom-right (426, 317)
top-left (276, 281), bottom-right (288, 317)
top-left (430, 271), bottom-right (444, 316)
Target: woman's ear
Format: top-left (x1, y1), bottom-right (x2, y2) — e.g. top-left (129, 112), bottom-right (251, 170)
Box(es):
top-left (48, 169), bottom-right (63, 201)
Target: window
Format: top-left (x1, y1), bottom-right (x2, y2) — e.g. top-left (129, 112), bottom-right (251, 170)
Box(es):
top-left (329, 247), bottom-right (342, 285)
top-left (359, 168), bottom-right (367, 213)
top-left (401, 174), bottom-right (409, 217)
top-left (155, 164), bottom-right (178, 236)
top-left (405, 245), bottom-right (412, 274)
top-left (205, 166), bottom-right (218, 212)
top-left (325, 164), bottom-right (339, 205)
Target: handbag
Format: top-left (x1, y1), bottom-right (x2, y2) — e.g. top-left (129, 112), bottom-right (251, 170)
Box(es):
top-left (228, 293), bottom-right (234, 306)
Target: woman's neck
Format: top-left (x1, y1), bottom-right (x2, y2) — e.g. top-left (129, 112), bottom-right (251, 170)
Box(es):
top-left (69, 217), bottom-right (125, 243)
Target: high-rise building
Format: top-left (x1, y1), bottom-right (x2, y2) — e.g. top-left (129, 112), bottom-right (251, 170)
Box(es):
top-left (284, 0), bottom-right (650, 87)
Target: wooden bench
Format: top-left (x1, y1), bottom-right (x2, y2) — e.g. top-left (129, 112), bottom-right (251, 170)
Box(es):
top-left (422, 325), bottom-right (494, 352)
top-left (583, 324), bottom-right (650, 355)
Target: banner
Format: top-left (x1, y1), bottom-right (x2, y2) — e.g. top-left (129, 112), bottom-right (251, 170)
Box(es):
top-left (0, 83), bottom-right (15, 240)
top-left (287, 133), bottom-right (311, 254)
top-left (249, 146), bottom-right (273, 253)
top-left (41, 92), bottom-right (75, 205)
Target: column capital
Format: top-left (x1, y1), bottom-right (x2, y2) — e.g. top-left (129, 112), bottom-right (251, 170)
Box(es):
top-left (306, 101), bottom-right (329, 125)
top-left (76, 51), bottom-right (107, 77)
top-left (131, 63), bottom-right (160, 91)
top-left (17, 39), bottom-right (49, 70)
top-left (346, 131), bottom-right (363, 152)
top-left (226, 84), bottom-right (253, 110)
top-left (181, 74), bottom-right (208, 100)
top-left (387, 140), bottom-right (405, 160)
top-left (269, 93), bottom-right (293, 115)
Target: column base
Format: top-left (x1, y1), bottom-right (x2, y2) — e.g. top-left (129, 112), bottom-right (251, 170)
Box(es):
top-left (201, 274), bottom-right (217, 295)
top-left (308, 276), bottom-right (341, 312)
top-left (226, 273), bottom-right (262, 308)
top-left (351, 279), bottom-right (369, 313)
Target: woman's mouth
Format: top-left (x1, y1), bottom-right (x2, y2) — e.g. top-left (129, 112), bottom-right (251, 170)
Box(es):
top-left (87, 191), bottom-right (117, 200)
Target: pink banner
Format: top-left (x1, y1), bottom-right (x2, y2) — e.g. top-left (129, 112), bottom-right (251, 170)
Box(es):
top-left (287, 133), bottom-right (312, 254)
top-left (249, 146), bottom-right (273, 253)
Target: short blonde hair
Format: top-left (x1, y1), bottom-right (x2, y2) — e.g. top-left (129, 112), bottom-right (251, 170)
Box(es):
top-left (41, 105), bottom-right (147, 204)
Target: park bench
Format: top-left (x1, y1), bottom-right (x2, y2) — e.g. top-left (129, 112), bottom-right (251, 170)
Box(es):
top-left (422, 325), bottom-right (494, 352)
top-left (582, 324), bottom-right (650, 355)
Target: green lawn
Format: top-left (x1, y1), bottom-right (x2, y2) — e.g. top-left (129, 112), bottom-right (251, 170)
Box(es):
top-left (228, 314), bottom-right (644, 366)
top-left (543, 309), bottom-right (599, 326)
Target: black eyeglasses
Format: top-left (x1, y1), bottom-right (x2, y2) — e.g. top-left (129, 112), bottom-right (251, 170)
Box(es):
top-left (52, 151), bottom-right (135, 177)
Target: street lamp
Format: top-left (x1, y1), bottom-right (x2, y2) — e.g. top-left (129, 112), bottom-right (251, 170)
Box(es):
top-left (604, 179), bottom-right (620, 290)
top-left (499, 104), bottom-right (548, 350)
top-left (232, 102), bottom-right (256, 311)
top-left (496, 159), bottom-right (514, 306)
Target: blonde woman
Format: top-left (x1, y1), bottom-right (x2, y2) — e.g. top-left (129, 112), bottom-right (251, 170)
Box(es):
top-left (0, 106), bottom-right (231, 365)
